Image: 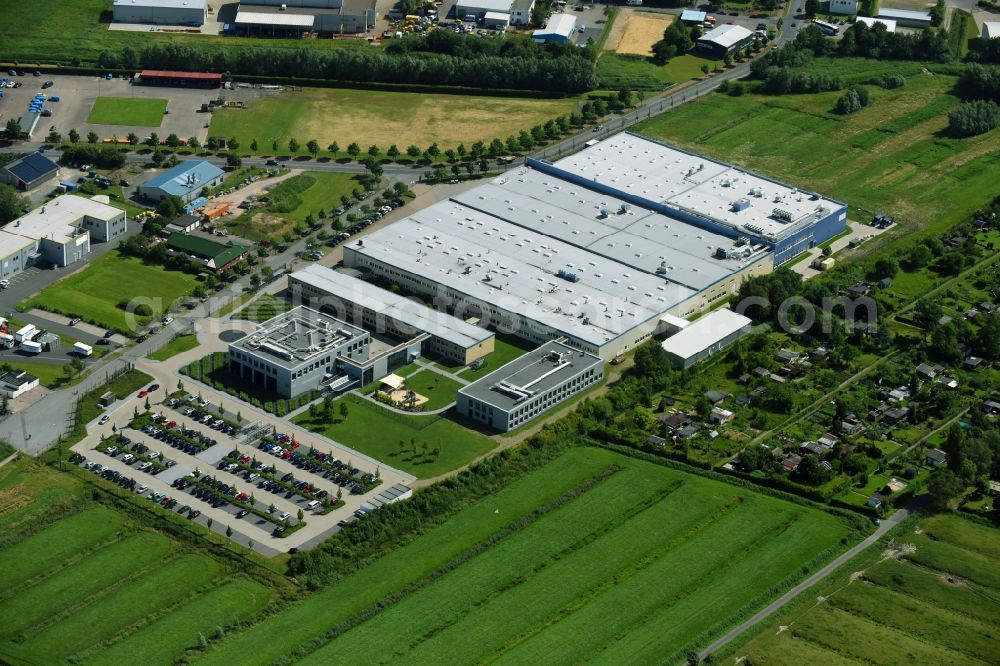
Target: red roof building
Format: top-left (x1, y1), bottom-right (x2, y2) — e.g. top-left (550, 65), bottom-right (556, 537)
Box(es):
top-left (138, 70), bottom-right (222, 88)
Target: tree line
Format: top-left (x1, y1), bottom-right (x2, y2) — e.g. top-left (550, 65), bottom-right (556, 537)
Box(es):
top-left (96, 42), bottom-right (598, 93)
top-left (385, 27), bottom-right (596, 62)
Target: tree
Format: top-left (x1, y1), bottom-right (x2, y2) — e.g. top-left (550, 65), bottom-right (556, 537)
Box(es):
top-left (156, 195), bottom-right (185, 219)
top-left (347, 142), bottom-right (361, 159)
top-left (947, 100), bottom-right (1000, 138)
top-left (387, 144), bottom-right (400, 160)
top-left (928, 468), bottom-right (964, 510)
top-left (250, 138), bottom-right (258, 153)
top-left (0, 184), bottom-right (28, 225)
top-left (723, 53), bottom-right (734, 67)
top-left (288, 138), bottom-right (300, 153)
top-left (228, 136), bottom-right (240, 150)
top-left (4, 118), bottom-right (22, 140)
top-left (339, 401), bottom-right (349, 420)
top-left (327, 141), bottom-right (339, 158)
top-left (68, 129), bottom-right (80, 144)
top-left (873, 256), bottom-right (899, 279)
top-left (87, 131), bottom-right (99, 144)
top-left (307, 139), bottom-right (320, 156)
top-left (651, 21), bottom-right (693, 64)
top-left (804, 0), bottom-right (819, 18)
top-left (226, 524), bottom-right (233, 537)
top-left (975, 313), bottom-right (1000, 359)
top-left (406, 144), bottom-right (422, 159)
top-left (165, 133), bottom-right (182, 147)
top-left (368, 144), bottom-right (380, 158)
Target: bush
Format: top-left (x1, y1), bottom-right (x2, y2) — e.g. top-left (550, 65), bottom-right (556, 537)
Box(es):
top-left (882, 74), bottom-right (905, 89)
top-left (833, 86), bottom-right (870, 115)
top-left (947, 100), bottom-right (1000, 137)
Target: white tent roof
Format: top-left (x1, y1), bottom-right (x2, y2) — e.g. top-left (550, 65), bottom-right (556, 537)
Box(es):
top-left (699, 24), bottom-right (753, 48)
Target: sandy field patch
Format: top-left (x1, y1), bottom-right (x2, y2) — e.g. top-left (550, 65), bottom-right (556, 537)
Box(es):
top-left (614, 12), bottom-right (674, 57)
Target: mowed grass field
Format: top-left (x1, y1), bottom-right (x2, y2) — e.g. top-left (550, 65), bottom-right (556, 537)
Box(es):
top-left (733, 513), bottom-right (1000, 665)
top-left (634, 62), bottom-right (1000, 236)
top-left (198, 447), bottom-right (856, 665)
top-left (597, 52), bottom-right (720, 89)
top-left (292, 394), bottom-right (498, 477)
top-left (22, 252), bottom-right (198, 332)
top-left (209, 88), bottom-right (579, 153)
top-left (0, 458), bottom-right (273, 665)
top-left (87, 97), bottom-right (167, 127)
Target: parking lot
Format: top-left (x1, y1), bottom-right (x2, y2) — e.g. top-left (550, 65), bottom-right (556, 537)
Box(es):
top-left (0, 73), bottom-right (263, 143)
top-left (71, 386), bottom-right (414, 553)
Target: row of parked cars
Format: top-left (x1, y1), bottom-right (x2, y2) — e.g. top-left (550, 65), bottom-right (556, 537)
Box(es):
top-left (220, 450), bottom-right (328, 505)
top-left (166, 397), bottom-right (239, 436)
top-left (142, 422), bottom-right (217, 455)
top-left (326, 199), bottom-right (405, 248)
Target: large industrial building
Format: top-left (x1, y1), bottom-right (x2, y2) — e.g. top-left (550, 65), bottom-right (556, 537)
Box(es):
top-left (235, 0), bottom-right (376, 35)
top-left (456, 340), bottom-right (604, 432)
top-left (138, 160), bottom-right (224, 203)
top-left (228, 306), bottom-right (370, 397)
top-left (112, 0), bottom-right (207, 26)
top-left (342, 133), bottom-right (843, 361)
top-left (289, 264), bottom-right (496, 365)
top-left (876, 7), bottom-right (931, 27)
top-left (697, 24), bottom-right (754, 57)
top-left (0, 195), bottom-right (125, 278)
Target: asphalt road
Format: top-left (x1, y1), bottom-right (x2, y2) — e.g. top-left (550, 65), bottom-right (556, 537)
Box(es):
top-left (698, 500), bottom-right (919, 660)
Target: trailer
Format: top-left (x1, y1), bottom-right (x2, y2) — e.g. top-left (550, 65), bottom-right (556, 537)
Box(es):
top-left (74, 342), bottom-right (93, 357)
top-left (14, 324), bottom-right (36, 343)
top-left (19, 340), bottom-right (42, 354)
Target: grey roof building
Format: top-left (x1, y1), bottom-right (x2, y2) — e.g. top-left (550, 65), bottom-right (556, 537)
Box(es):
top-left (113, 0), bottom-right (207, 26)
top-left (456, 340), bottom-right (603, 432)
top-left (138, 160), bottom-right (224, 203)
top-left (228, 306), bottom-right (369, 398)
top-left (0, 153), bottom-right (59, 191)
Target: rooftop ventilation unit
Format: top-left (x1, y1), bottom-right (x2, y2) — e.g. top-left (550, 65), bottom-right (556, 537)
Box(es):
top-left (771, 208), bottom-right (793, 223)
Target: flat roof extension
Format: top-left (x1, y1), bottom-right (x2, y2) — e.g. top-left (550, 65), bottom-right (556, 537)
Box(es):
top-left (232, 305), bottom-right (366, 370)
top-left (660, 308), bottom-right (751, 360)
top-left (458, 340), bottom-right (602, 411)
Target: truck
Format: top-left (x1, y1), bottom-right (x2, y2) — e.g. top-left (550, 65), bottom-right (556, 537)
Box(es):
top-left (14, 324), bottom-right (36, 343)
top-left (0, 334), bottom-right (13, 349)
top-left (74, 341), bottom-right (93, 357)
top-left (19, 340), bottom-right (42, 354)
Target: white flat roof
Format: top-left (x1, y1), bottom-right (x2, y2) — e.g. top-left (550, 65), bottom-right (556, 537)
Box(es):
top-left (876, 7), bottom-right (930, 20)
top-left (235, 9), bottom-right (315, 26)
top-left (0, 232), bottom-right (35, 260)
top-left (660, 308), bottom-right (751, 359)
top-left (291, 264), bottom-right (495, 349)
top-left (857, 16), bottom-right (896, 31)
top-left (7, 195), bottom-right (120, 245)
top-left (453, 169), bottom-right (768, 290)
top-left (549, 133), bottom-right (844, 243)
top-left (346, 200), bottom-right (694, 348)
top-left (114, 0), bottom-right (207, 8)
top-left (459, 0), bottom-right (514, 11)
top-left (483, 11), bottom-right (511, 20)
top-left (534, 13), bottom-right (576, 36)
top-left (699, 23), bottom-right (753, 48)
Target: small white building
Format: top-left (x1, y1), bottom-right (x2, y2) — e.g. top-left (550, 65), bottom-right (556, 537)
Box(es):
top-left (660, 309), bottom-right (752, 369)
top-left (510, 0), bottom-right (534, 25)
top-left (0, 371), bottom-right (39, 399)
top-left (455, 0), bottom-right (513, 18)
top-left (983, 21), bottom-right (1000, 41)
top-left (829, 0), bottom-right (858, 14)
top-left (857, 16), bottom-right (896, 32)
top-left (482, 11), bottom-right (510, 29)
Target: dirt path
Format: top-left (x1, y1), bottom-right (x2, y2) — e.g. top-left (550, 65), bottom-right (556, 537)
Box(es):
top-left (603, 7), bottom-right (631, 50)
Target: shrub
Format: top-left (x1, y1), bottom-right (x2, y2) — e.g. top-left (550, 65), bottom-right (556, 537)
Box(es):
top-left (947, 100), bottom-right (1000, 137)
top-left (834, 87), bottom-right (870, 115)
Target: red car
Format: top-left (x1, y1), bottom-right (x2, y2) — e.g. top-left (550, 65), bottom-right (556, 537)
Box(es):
top-left (167, 420), bottom-right (177, 429)
top-left (137, 390), bottom-right (148, 398)
top-left (240, 454), bottom-right (251, 464)
top-left (282, 450), bottom-right (293, 459)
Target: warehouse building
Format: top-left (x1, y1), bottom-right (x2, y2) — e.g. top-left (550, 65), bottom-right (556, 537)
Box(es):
top-left (289, 264), bottom-right (495, 365)
top-left (0, 153), bottom-right (59, 191)
top-left (166, 233), bottom-right (249, 273)
top-left (456, 0), bottom-right (513, 18)
top-left (342, 132), bottom-right (843, 363)
top-left (876, 7), bottom-right (931, 27)
top-left (456, 340), bottom-right (603, 432)
top-left (136, 70), bottom-right (222, 88)
top-left (138, 160), bottom-right (224, 203)
top-left (483, 11), bottom-right (511, 29)
top-left (228, 306), bottom-right (369, 397)
top-left (697, 24), bottom-right (754, 57)
top-left (235, 0), bottom-right (377, 35)
top-left (0, 195), bottom-right (125, 277)
top-left (660, 308), bottom-right (752, 368)
top-left (112, 0), bottom-right (207, 26)
top-left (532, 13), bottom-right (577, 42)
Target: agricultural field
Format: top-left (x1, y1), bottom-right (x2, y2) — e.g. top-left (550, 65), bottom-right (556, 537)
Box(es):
top-left (729, 513), bottom-right (1000, 665)
top-left (87, 97), bottom-right (167, 126)
top-left (208, 88), bottom-right (579, 153)
top-left (292, 394), bottom-right (498, 477)
top-left (0, 457), bottom-right (273, 665)
top-left (200, 447), bottom-right (857, 664)
top-left (21, 252), bottom-right (199, 333)
top-left (611, 11), bottom-right (673, 56)
top-left (634, 61), bottom-right (1000, 240)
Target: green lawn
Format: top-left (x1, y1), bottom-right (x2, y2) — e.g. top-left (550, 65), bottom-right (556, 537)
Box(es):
top-left (1, 359), bottom-right (74, 388)
top-left (292, 394), bottom-right (498, 478)
top-left (148, 334), bottom-right (200, 361)
top-left (209, 87), bottom-right (579, 154)
top-left (458, 336), bottom-right (535, 379)
top-left (87, 97), bottom-right (168, 127)
top-left (597, 52), bottom-right (721, 90)
top-left (203, 447), bottom-right (855, 665)
top-left (633, 62), bottom-right (1000, 238)
top-left (732, 513), bottom-right (1000, 665)
top-left (22, 252), bottom-right (199, 333)
top-left (394, 369), bottom-right (463, 410)
top-left (233, 293), bottom-right (293, 322)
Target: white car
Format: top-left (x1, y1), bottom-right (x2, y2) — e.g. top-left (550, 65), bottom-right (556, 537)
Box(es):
top-left (278, 511), bottom-right (291, 521)
top-left (162, 316), bottom-right (173, 325)
top-left (136, 484), bottom-right (149, 494)
top-left (0, 279), bottom-right (9, 289)
top-left (98, 415), bottom-right (110, 425)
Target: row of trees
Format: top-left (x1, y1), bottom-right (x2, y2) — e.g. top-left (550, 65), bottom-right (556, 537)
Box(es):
top-left (97, 42), bottom-right (599, 93)
top-left (385, 27), bottom-right (594, 62)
